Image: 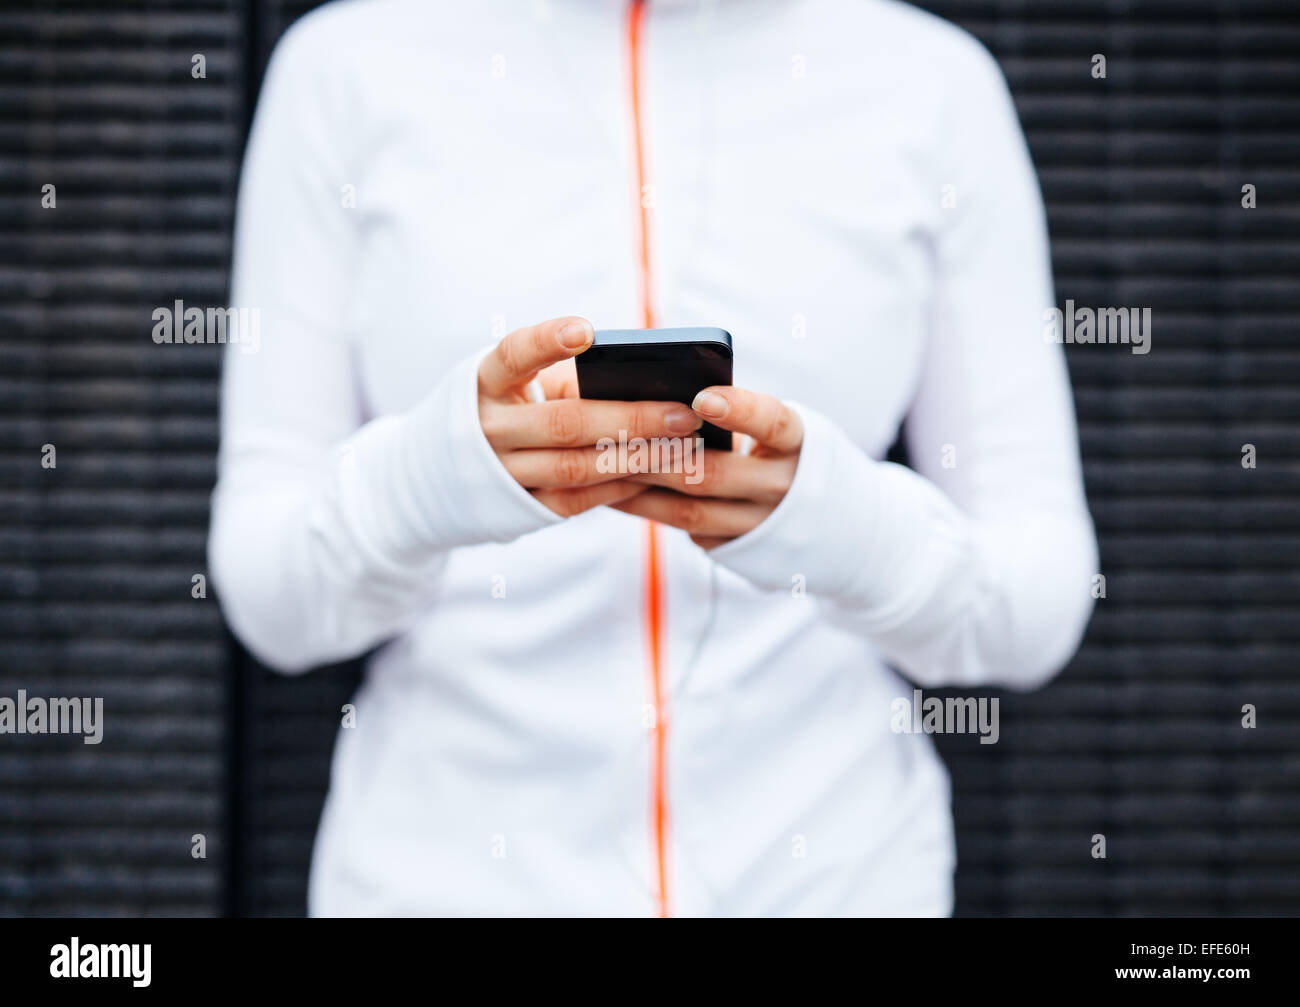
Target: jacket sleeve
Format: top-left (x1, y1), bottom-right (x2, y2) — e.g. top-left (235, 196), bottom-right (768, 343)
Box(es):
top-left (708, 46), bottom-right (1098, 690)
top-left (207, 27), bottom-right (559, 673)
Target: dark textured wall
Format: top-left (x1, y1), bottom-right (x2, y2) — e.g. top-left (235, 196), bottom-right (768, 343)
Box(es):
top-left (0, 0), bottom-right (244, 914)
top-left (2, 0), bottom-right (1297, 917)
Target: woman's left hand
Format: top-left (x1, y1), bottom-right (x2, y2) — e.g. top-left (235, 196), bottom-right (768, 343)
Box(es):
top-left (610, 385), bottom-right (804, 549)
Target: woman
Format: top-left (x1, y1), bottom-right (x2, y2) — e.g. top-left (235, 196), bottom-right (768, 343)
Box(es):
top-left (210, 0), bottom-right (1097, 916)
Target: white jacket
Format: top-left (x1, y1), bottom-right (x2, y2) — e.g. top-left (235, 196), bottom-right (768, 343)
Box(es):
top-left (209, 0), bottom-right (1098, 916)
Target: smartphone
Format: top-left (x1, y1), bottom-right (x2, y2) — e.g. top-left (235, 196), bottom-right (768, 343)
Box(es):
top-left (576, 327), bottom-right (734, 450)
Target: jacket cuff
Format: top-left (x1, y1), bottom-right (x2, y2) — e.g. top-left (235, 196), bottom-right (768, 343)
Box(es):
top-left (708, 403), bottom-right (966, 620)
top-left (329, 347), bottom-right (562, 572)
top-left (411, 346), bottom-right (562, 542)
top-left (707, 403), bottom-right (859, 596)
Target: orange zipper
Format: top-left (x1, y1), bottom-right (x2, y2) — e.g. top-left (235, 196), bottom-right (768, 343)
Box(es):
top-left (627, 0), bottom-right (670, 919)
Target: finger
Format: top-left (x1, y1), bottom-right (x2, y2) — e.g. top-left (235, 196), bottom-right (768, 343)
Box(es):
top-left (503, 446), bottom-right (636, 489)
top-left (537, 359), bottom-right (579, 400)
top-left (482, 398), bottom-right (702, 450)
top-left (533, 479), bottom-right (648, 517)
top-left (690, 386), bottom-right (804, 454)
top-left (625, 451), bottom-right (796, 504)
top-left (478, 316), bottom-right (593, 398)
top-left (609, 488), bottom-right (771, 538)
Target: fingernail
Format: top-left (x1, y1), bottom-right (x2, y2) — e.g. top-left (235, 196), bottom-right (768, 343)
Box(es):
top-left (559, 320), bottom-right (592, 350)
top-left (665, 407), bottom-right (703, 434)
top-left (692, 390), bottom-right (728, 418)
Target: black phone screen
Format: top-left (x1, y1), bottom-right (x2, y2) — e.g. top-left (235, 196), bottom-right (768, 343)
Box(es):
top-left (576, 330), bottom-right (733, 450)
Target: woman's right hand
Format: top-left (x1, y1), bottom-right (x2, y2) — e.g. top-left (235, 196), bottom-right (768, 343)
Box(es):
top-left (478, 316), bottom-right (704, 516)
